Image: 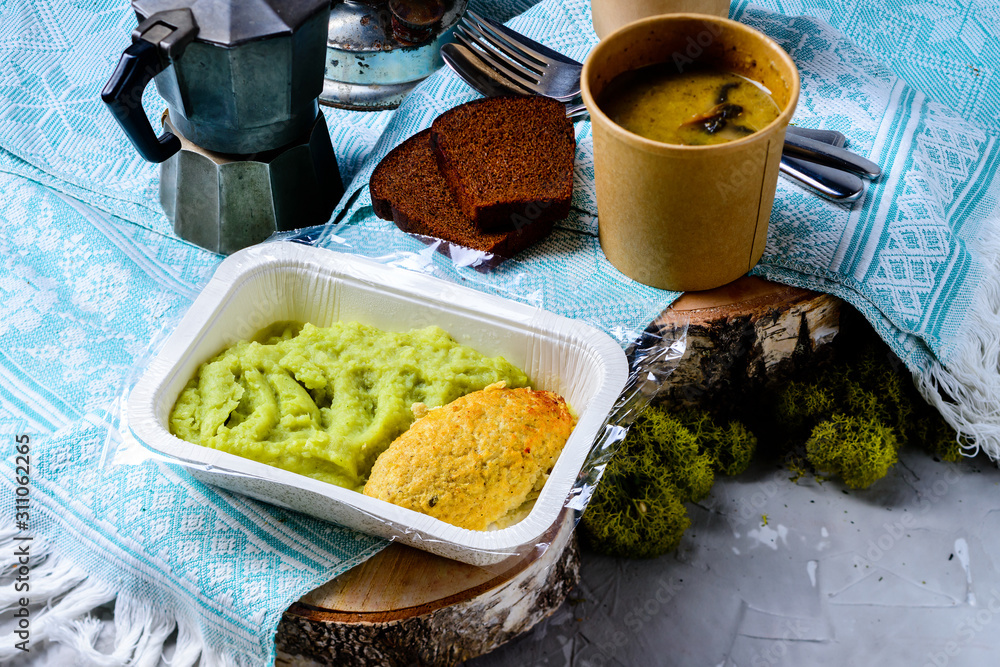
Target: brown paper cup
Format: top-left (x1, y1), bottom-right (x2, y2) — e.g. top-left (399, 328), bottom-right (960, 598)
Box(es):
top-left (582, 14), bottom-right (800, 292)
top-left (590, 0), bottom-right (730, 39)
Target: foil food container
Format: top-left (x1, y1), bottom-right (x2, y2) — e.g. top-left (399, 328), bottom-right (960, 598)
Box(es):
top-left (128, 242), bottom-right (628, 565)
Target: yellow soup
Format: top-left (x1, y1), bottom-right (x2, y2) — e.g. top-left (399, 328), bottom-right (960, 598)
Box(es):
top-left (168, 321), bottom-right (529, 491)
top-left (599, 65), bottom-right (781, 146)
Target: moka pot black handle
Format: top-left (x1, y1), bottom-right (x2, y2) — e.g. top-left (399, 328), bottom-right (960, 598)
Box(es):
top-left (101, 9), bottom-right (198, 164)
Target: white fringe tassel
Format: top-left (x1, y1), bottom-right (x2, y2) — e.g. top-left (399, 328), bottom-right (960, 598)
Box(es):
top-left (916, 219), bottom-right (1000, 460)
top-left (0, 528), bottom-right (244, 666)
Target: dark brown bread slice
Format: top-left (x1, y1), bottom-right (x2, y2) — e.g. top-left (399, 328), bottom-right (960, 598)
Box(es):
top-left (429, 95), bottom-right (574, 232)
top-left (369, 129), bottom-right (555, 258)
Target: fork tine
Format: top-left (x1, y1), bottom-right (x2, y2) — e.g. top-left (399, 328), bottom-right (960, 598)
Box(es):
top-left (454, 29), bottom-right (544, 94)
top-left (443, 42), bottom-right (537, 97)
top-left (454, 33), bottom-right (541, 94)
top-left (455, 24), bottom-right (541, 85)
top-left (459, 18), bottom-right (544, 76)
top-left (462, 12), bottom-right (547, 70)
top-left (466, 9), bottom-right (578, 70)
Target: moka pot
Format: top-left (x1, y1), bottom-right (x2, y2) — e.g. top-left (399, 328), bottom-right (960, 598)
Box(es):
top-left (101, 0), bottom-right (343, 255)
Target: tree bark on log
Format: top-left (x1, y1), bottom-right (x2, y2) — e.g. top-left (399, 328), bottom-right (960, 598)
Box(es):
top-left (655, 276), bottom-right (842, 407)
top-left (276, 511), bottom-right (579, 667)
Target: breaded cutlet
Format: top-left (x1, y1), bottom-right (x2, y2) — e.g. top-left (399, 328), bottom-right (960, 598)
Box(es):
top-left (363, 384), bottom-right (574, 530)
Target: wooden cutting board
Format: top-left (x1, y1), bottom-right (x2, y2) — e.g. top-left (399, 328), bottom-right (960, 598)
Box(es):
top-left (275, 276), bottom-right (842, 667)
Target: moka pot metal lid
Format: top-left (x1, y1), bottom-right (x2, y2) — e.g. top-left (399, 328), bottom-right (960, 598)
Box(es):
top-left (132, 0), bottom-right (331, 46)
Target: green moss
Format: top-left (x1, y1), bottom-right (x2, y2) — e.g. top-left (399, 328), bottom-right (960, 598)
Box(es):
top-left (931, 435), bottom-right (965, 463)
top-left (707, 420), bottom-right (757, 476)
top-left (643, 409), bottom-right (717, 502)
top-left (912, 411), bottom-right (965, 462)
top-left (805, 414), bottom-right (899, 489)
top-left (769, 329), bottom-right (962, 488)
top-left (784, 454), bottom-right (810, 483)
top-left (848, 347), bottom-right (912, 432)
top-left (774, 380), bottom-right (838, 437)
top-left (581, 406), bottom-right (756, 558)
top-left (841, 380), bottom-right (908, 441)
top-left (581, 476), bottom-right (691, 558)
top-left (583, 317), bottom-right (963, 558)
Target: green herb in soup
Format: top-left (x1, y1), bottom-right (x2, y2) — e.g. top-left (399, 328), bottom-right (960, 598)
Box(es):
top-left (599, 65), bottom-right (781, 146)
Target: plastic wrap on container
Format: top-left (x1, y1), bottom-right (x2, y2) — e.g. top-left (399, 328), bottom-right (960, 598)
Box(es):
top-left (104, 239), bottom-right (686, 567)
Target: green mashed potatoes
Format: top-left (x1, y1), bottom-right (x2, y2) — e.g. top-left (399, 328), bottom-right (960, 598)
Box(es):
top-left (169, 322), bottom-right (529, 490)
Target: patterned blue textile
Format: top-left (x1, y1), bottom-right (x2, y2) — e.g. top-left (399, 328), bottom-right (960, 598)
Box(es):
top-left (0, 171), bottom-right (389, 665)
top-left (1, 0), bottom-right (999, 664)
top-left (734, 1), bottom-right (1000, 450)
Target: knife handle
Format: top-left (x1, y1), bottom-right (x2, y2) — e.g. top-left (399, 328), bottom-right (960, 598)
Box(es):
top-left (780, 155), bottom-right (864, 203)
top-left (785, 126), bottom-right (847, 148)
top-left (783, 133), bottom-right (882, 179)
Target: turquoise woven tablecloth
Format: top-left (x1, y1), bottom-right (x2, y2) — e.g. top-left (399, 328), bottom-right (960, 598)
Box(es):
top-left (1, 0), bottom-right (998, 664)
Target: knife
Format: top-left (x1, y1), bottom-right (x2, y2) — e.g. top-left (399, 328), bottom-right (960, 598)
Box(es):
top-left (782, 127), bottom-right (863, 203)
top-left (786, 126), bottom-right (848, 146)
top-left (783, 132), bottom-right (881, 179)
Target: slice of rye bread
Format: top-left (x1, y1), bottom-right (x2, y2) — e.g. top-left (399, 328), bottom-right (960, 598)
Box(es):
top-left (429, 95), bottom-right (574, 232)
top-left (370, 129), bottom-right (555, 258)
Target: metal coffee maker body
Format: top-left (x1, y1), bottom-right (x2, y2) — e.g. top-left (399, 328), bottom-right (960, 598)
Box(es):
top-left (102, 0), bottom-right (343, 254)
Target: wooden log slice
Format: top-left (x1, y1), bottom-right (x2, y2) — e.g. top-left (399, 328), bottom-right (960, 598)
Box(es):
top-left (655, 276), bottom-right (842, 407)
top-left (275, 277), bottom-right (842, 666)
top-left (276, 510), bottom-right (579, 667)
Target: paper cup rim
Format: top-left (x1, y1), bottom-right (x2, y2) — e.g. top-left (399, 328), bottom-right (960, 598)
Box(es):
top-left (581, 13), bottom-right (801, 154)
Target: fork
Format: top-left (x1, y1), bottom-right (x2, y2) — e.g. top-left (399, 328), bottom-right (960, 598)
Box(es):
top-left (454, 10), bottom-right (581, 101)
